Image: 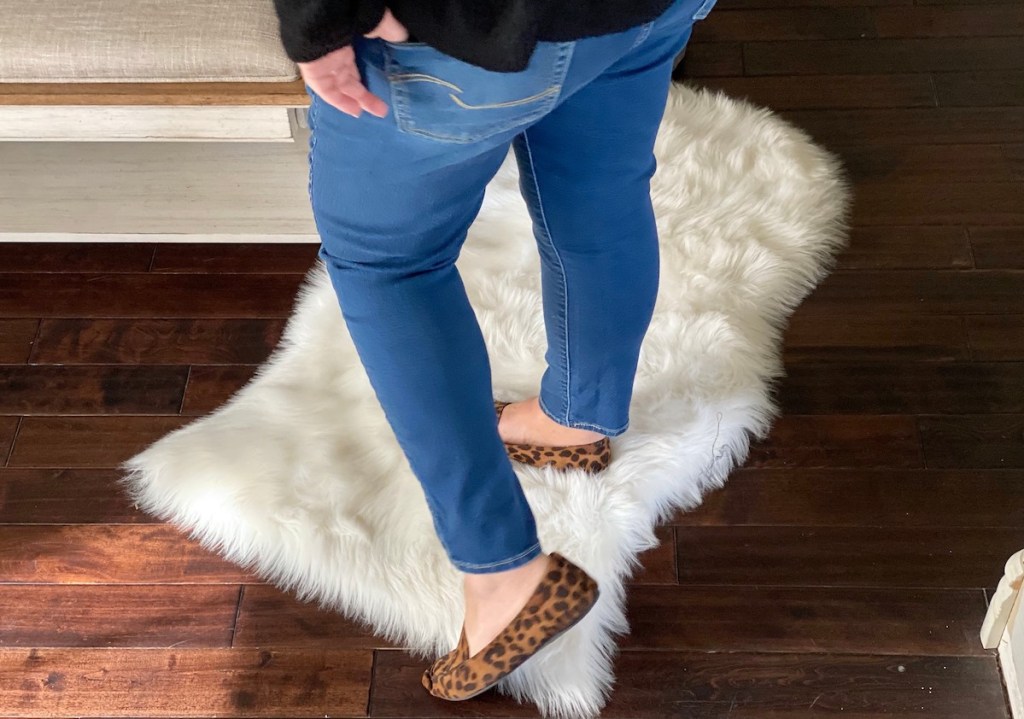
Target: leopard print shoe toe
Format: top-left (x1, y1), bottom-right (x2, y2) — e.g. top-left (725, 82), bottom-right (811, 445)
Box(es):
top-left (495, 400), bottom-right (612, 473)
top-left (422, 552), bottom-right (600, 701)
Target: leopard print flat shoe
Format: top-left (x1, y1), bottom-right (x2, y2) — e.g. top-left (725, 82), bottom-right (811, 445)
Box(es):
top-left (421, 552), bottom-right (600, 701)
top-left (495, 400), bottom-right (612, 473)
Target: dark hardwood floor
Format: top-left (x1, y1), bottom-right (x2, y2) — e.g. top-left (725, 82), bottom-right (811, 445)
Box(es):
top-left (2, 0), bottom-right (1023, 715)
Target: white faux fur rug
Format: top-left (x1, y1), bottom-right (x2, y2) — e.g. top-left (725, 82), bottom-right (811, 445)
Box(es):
top-left (121, 84), bottom-right (850, 717)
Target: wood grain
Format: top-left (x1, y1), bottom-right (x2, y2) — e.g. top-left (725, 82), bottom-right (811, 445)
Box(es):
top-left (798, 270), bottom-right (1024, 315)
top-left (0, 242), bottom-right (154, 272)
top-left (836, 145), bottom-right (1018, 183)
top-left (746, 414), bottom-right (923, 468)
top-left (0, 365), bottom-right (188, 415)
top-left (969, 226), bottom-right (1024, 269)
top-left (694, 74), bottom-right (936, 110)
top-left (673, 468), bottom-right (1024, 527)
top-left (0, 469), bottom-right (156, 523)
top-left (31, 319), bottom-right (285, 365)
top-left (0, 585), bottom-right (239, 648)
top-left (918, 414), bottom-right (1024, 468)
top-left (150, 243), bottom-right (319, 273)
top-left (0, 79), bottom-right (308, 106)
top-left (0, 416), bottom-right (18, 466)
top-left (935, 70), bottom-right (1024, 106)
top-left (0, 524), bottom-right (257, 583)
top-left (675, 526), bottom-right (1024, 587)
top-left (850, 181), bottom-right (1024, 226)
top-left (0, 319), bottom-right (38, 363)
top-left (233, 585), bottom-right (402, 650)
top-left (630, 526), bottom-right (678, 584)
top-left (833, 227), bottom-right (973, 270)
top-left (966, 315), bottom-right (1024, 360)
top-left (782, 107), bottom-right (1024, 145)
top-left (873, 5), bottom-right (1024, 37)
top-left (778, 362), bottom-right (1024, 414)
top-left (0, 273), bottom-right (304, 319)
top-left (693, 8), bottom-right (876, 41)
top-left (0, 647), bottom-right (372, 718)
top-left (369, 651), bottom-right (1007, 718)
top-left (181, 366), bottom-right (261, 416)
top-left (676, 43), bottom-right (744, 77)
top-left (7, 416), bottom-right (189, 468)
top-left (781, 314), bottom-right (970, 362)
top-left (603, 652), bottom-right (1008, 719)
top-left (745, 37), bottom-right (1024, 75)
top-left (622, 585), bottom-right (988, 655)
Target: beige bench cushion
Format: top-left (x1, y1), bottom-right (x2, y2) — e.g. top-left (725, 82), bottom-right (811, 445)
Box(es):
top-left (0, 0), bottom-right (298, 83)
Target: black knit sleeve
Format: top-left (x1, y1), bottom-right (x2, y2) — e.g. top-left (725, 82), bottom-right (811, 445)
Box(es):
top-left (272, 0), bottom-right (388, 63)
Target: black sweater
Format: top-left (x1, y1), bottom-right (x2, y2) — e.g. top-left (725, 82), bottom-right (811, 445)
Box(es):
top-left (272, 0), bottom-right (676, 73)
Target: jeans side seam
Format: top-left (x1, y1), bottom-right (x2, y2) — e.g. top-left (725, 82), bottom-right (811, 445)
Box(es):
top-left (520, 129), bottom-right (571, 424)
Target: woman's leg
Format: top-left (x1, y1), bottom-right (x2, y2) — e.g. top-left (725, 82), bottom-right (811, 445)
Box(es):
top-left (308, 63), bottom-right (543, 578)
top-left (502, 4), bottom-right (703, 445)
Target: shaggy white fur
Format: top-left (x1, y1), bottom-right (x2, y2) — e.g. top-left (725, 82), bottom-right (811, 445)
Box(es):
top-left (121, 84), bottom-right (850, 717)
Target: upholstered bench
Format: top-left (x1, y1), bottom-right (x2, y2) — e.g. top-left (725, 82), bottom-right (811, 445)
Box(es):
top-left (0, 0), bottom-right (309, 140)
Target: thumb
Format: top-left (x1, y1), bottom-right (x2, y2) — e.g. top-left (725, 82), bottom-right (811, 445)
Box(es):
top-left (364, 9), bottom-right (409, 42)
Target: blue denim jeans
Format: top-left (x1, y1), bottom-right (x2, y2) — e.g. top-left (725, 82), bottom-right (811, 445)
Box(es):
top-left (306, 0), bottom-right (716, 573)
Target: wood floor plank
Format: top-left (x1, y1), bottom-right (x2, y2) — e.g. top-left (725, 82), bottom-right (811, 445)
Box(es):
top-left (779, 362), bottom-right (1024, 414)
top-left (8, 416), bottom-right (189, 468)
top-left (782, 314), bottom-right (970, 362)
top-left (0, 647), bottom-right (372, 717)
top-left (836, 145), bottom-right (1017, 183)
top-left (873, 5), bottom-right (1024, 36)
top-left (603, 653), bottom-right (1007, 719)
top-left (676, 43), bottom-right (744, 77)
top-left (746, 414), bottom-right (923, 468)
top-left (692, 8), bottom-right (876, 41)
top-left (745, 37), bottom-right (1024, 75)
top-left (1007, 144), bottom-right (1024, 180)
top-left (797, 270), bottom-right (1024, 315)
top-left (622, 585), bottom-right (988, 655)
top-left (674, 525), bottom-right (1024, 588)
top-left (0, 416), bottom-right (17, 466)
top-left (919, 414), bottom-right (1024, 468)
top-left (181, 365), bottom-right (260, 416)
top-left (0, 365), bottom-right (188, 415)
top-left (631, 526), bottom-right (678, 584)
top-left (369, 651), bottom-right (1007, 718)
top-left (851, 182), bottom-right (1024, 226)
top-left (0, 585), bottom-right (239, 647)
top-left (833, 227), bottom-right (972, 270)
top-left (31, 318), bottom-right (285, 365)
top-left (782, 107), bottom-right (1024, 145)
top-left (0, 273), bottom-right (304, 319)
top-left (0, 469), bottom-right (157, 523)
top-left (935, 70), bottom-right (1024, 106)
top-left (150, 243), bottom-right (319, 274)
top-left (967, 315), bottom-right (1024, 360)
top-left (694, 74), bottom-right (936, 110)
top-left (233, 585), bottom-right (402, 651)
top-left (673, 468), bottom-right (1024, 527)
top-left (0, 319), bottom-right (38, 363)
top-left (0, 524), bottom-right (257, 583)
top-left (0, 243), bottom-right (153, 273)
top-left (970, 226), bottom-right (1024, 269)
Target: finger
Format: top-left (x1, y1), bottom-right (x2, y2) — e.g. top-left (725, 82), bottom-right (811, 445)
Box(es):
top-left (336, 76), bottom-right (389, 118)
top-left (320, 87), bottom-right (363, 117)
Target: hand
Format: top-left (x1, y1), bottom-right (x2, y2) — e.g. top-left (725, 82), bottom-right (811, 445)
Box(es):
top-left (298, 8), bottom-right (408, 118)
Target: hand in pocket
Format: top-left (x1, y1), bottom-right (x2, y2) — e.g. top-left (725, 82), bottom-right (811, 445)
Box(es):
top-left (299, 8), bottom-right (408, 118)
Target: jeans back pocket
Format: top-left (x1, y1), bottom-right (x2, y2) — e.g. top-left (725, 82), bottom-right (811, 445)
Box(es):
top-left (382, 40), bottom-right (575, 144)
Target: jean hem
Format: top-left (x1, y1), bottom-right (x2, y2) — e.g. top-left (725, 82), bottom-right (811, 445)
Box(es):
top-left (537, 393), bottom-right (629, 438)
top-left (451, 542), bottom-right (543, 574)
